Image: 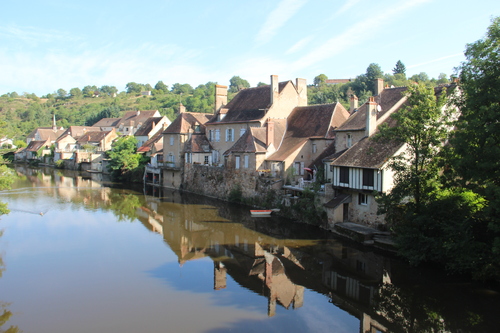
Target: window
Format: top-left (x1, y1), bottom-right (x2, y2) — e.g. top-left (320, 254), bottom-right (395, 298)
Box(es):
top-left (235, 155), bottom-right (240, 169)
top-left (215, 129), bottom-right (220, 142)
top-left (208, 130), bottom-right (213, 141)
top-left (312, 143), bottom-right (317, 153)
top-left (358, 193), bottom-right (368, 205)
top-left (347, 134), bottom-right (352, 148)
top-left (240, 128), bottom-right (246, 137)
top-left (363, 169), bottom-right (374, 187)
top-left (204, 156), bottom-right (209, 164)
top-left (244, 155), bottom-right (249, 168)
top-left (226, 128), bottom-right (234, 142)
top-left (185, 153), bottom-right (191, 163)
top-left (170, 136), bottom-right (174, 146)
top-left (339, 167), bottom-right (349, 184)
top-left (168, 153), bottom-right (175, 163)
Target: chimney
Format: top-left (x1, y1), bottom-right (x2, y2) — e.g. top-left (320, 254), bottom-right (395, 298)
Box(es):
top-left (214, 84), bottom-right (227, 113)
top-left (271, 75), bottom-right (279, 105)
top-left (52, 114), bottom-right (57, 131)
top-left (349, 95), bottom-right (358, 113)
top-left (296, 78), bottom-right (307, 106)
top-left (375, 78), bottom-right (384, 96)
top-left (179, 102), bottom-right (186, 113)
top-left (366, 97), bottom-right (378, 137)
top-left (266, 119), bottom-right (275, 147)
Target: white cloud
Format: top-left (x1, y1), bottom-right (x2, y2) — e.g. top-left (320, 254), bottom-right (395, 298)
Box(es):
top-left (334, 0), bottom-right (362, 16)
top-left (0, 24), bottom-right (79, 44)
top-left (286, 36), bottom-right (314, 54)
top-left (292, 0), bottom-right (432, 71)
top-left (255, 0), bottom-right (308, 45)
top-left (407, 52), bottom-right (463, 70)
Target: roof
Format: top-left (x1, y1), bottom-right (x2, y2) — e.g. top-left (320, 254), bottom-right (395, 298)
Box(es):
top-left (207, 81), bottom-right (290, 124)
top-left (134, 117), bottom-right (167, 136)
top-left (27, 127), bottom-right (66, 142)
top-left (57, 126), bottom-right (101, 141)
top-left (336, 87), bottom-right (407, 132)
top-left (76, 131), bottom-right (112, 144)
top-left (137, 129), bottom-right (164, 153)
top-left (92, 118), bottom-right (121, 128)
top-left (267, 103), bottom-right (349, 162)
top-left (185, 133), bottom-right (213, 153)
top-left (163, 112), bottom-right (214, 134)
top-left (26, 140), bottom-right (48, 152)
top-left (330, 135), bottom-right (404, 169)
top-left (324, 193), bottom-right (351, 208)
top-left (120, 110), bottom-right (160, 126)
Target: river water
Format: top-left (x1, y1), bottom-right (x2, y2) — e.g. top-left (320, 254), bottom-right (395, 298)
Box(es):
top-left (0, 165), bottom-right (499, 333)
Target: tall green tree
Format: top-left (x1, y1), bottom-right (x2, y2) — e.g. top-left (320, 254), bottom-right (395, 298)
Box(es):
top-left (450, 16), bottom-right (500, 276)
top-left (376, 83), bottom-right (449, 218)
top-left (392, 60), bottom-right (406, 76)
top-left (313, 74), bottom-right (328, 86)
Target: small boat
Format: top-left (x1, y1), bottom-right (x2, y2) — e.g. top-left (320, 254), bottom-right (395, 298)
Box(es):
top-left (250, 210), bottom-right (273, 217)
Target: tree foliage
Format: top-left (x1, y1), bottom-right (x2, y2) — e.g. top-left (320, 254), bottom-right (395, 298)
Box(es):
top-left (392, 60), bottom-right (406, 76)
top-left (229, 76), bottom-right (250, 93)
top-left (106, 136), bottom-right (146, 181)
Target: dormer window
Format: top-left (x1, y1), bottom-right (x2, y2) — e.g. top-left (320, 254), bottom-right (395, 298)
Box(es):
top-left (347, 134), bottom-right (352, 148)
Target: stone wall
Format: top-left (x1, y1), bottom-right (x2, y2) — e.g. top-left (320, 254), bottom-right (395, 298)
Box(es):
top-left (182, 164), bottom-right (282, 203)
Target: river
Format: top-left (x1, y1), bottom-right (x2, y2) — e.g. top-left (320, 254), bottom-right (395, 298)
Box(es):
top-left (0, 165), bottom-right (499, 333)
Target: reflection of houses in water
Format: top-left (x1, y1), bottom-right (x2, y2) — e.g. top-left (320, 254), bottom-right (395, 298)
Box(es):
top-left (137, 188), bottom-right (393, 327)
top-left (13, 165), bottom-right (112, 206)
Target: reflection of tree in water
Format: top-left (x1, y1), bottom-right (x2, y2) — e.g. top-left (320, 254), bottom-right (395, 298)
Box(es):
top-left (374, 280), bottom-right (492, 333)
top-left (108, 192), bottom-right (142, 222)
top-left (0, 232), bottom-right (20, 333)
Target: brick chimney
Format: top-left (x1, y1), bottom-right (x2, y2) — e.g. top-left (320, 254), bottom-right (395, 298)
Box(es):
top-left (366, 97), bottom-right (378, 137)
top-left (179, 102), bottom-right (186, 113)
top-left (214, 84), bottom-right (227, 113)
top-left (375, 78), bottom-right (384, 96)
top-left (266, 119), bottom-right (275, 148)
top-left (349, 95), bottom-right (358, 113)
top-left (271, 75), bottom-right (279, 105)
top-left (296, 78), bottom-right (307, 106)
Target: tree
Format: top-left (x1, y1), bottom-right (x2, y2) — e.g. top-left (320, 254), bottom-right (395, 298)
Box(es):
top-left (154, 81), bottom-right (169, 94)
top-left (449, 16), bottom-right (500, 277)
top-left (56, 88), bottom-right (67, 99)
top-left (366, 63), bottom-right (384, 92)
top-left (313, 74), bottom-right (328, 86)
top-left (82, 85), bottom-right (98, 98)
top-left (376, 83), bottom-right (449, 217)
top-left (69, 87), bottom-right (83, 99)
top-left (229, 76), bottom-right (250, 93)
top-left (106, 136), bottom-right (145, 181)
top-left (100, 85), bottom-right (118, 97)
top-left (392, 60), bottom-right (406, 76)
top-left (125, 82), bottom-right (143, 94)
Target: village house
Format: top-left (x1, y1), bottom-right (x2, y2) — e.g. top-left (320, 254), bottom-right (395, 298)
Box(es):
top-left (134, 116), bottom-right (171, 148)
top-left (206, 75), bottom-right (307, 171)
top-left (323, 80), bottom-right (455, 228)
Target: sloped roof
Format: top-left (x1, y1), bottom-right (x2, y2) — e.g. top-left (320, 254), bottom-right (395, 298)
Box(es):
top-left (185, 133), bottom-right (213, 153)
top-left (337, 87), bottom-right (407, 132)
top-left (137, 129), bottom-right (164, 153)
top-left (76, 131), bottom-right (112, 144)
top-left (120, 110), bottom-right (159, 126)
top-left (207, 81), bottom-right (290, 124)
top-left (26, 140), bottom-right (49, 152)
top-left (267, 103), bottom-right (349, 162)
top-left (92, 118), bottom-right (121, 128)
top-left (27, 127), bottom-right (66, 142)
top-left (163, 112), bottom-right (214, 134)
top-left (134, 117), bottom-right (167, 136)
top-left (224, 127), bottom-right (267, 155)
top-left (57, 126), bottom-right (101, 141)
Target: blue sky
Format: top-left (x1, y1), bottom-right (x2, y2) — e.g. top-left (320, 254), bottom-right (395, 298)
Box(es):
top-left (0, 0), bottom-right (498, 96)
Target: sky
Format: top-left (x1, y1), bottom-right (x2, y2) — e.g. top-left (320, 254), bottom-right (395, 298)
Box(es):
top-left (0, 0), bottom-right (498, 96)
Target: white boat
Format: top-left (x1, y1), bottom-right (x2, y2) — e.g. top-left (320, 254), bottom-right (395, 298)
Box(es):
top-left (250, 210), bottom-right (272, 217)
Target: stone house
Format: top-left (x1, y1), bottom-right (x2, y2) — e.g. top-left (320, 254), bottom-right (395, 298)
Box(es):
top-left (54, 126), bottom-right (102, 161)
top-left (323, 81), bottom-right (455, 227)
top-left (264, 102), bottom-right (349, 182)
top-left (206, 75), bottom-right (307, 170)
top-left (158, 107), bottom-right (214, 188)
top-left (92, 110), bottom-right (161, 136)
top-left (134, 116), bottom-right (171, 148)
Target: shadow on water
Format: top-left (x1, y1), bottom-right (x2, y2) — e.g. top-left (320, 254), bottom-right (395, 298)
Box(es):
top-left (5, 164), bottom-right (500, 333)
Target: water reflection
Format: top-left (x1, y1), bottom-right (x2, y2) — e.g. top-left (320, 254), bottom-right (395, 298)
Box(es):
top-left (3, 165), bottom-right (500, 333)
top-left (0, 231), bottom-right (20, 333)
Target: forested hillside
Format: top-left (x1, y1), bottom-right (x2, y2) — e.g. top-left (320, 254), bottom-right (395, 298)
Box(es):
top-left (0, 63), bottom-right (450, 142)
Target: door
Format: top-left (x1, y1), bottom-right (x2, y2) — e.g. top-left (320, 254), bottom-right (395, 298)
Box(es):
top-left (343, 203), bottom-right (349, 222)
